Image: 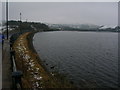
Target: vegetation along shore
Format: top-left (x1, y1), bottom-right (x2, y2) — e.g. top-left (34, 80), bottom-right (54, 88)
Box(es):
top-left (12, 31), bottom-right (73, 88)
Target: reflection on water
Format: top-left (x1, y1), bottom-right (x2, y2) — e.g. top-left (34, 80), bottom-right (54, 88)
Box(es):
top-left (33, 31), bottom-right (118, 88)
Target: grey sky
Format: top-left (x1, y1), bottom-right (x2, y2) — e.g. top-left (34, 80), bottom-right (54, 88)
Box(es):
top-left (9, 2), bottom-right (118, 27)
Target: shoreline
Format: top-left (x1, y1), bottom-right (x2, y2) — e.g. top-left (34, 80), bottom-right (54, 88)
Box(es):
top-left (12, 32), bottom-right (73, 88)
top-left (27, 32), bottom-right (52, 75)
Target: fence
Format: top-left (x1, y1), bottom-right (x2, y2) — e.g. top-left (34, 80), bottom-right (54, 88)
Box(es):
top-left (10, 42), bottom-right (23, 90)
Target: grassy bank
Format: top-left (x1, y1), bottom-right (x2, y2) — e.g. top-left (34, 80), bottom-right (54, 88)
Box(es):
top-left (12, 32), bottom-right (73, 89)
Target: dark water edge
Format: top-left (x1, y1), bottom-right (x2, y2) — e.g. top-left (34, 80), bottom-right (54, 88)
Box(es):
top-left (33, 31), bottom-right (118, 88)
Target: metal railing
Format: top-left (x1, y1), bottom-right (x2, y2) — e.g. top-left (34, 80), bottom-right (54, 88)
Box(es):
top-left (10, 46), bottom-right (23, 90)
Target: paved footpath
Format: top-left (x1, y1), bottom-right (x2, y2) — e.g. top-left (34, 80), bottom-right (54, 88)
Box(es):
top-left (0, 43), bottom-right (2, 89)
top-left (2, 39), bottom-right (12, 89)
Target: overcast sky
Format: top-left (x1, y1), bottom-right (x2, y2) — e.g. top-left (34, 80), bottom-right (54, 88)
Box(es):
top-left (8, 2), bottom-right (118, 27)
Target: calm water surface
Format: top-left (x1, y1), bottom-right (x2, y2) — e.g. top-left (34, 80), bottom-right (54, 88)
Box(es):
top-left (33, 31), bottom-right (118, 88)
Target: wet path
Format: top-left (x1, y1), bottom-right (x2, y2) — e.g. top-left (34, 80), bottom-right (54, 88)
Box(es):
top-left (0, 43), bottom-right (2, 89)
top-left (2, 40), bottom-right (12, 89)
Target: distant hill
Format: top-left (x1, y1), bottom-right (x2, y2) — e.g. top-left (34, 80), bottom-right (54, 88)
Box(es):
top-left (48, 24), bottom-right (101, 30)
top-left (8, 20), bottom-right (49, 31)
top-left (47, 23), bottom-right (119, 32)
top-left (7, 20), bottom-right (60, 33)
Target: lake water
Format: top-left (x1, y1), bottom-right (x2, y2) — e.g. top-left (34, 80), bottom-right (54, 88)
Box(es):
top-left (33, 31), bottom-right (118, 88)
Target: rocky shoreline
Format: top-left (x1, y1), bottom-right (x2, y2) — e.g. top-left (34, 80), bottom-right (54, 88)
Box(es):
top-left (12, 32), bottom-right (73, 89)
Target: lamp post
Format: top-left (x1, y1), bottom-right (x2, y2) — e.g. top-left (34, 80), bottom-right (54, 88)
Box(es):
top-left (19, 12), bottom-right (22, 34)
top-left (6, 0), bottom-right (8, 39)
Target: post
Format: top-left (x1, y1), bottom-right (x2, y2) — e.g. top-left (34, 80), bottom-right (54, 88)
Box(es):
top-left (6, 0), bottom-right (8, 39)
top-left (20, 13), bottom-right (22, 34)
top-left (20, 13), bottom-right (21, 21)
